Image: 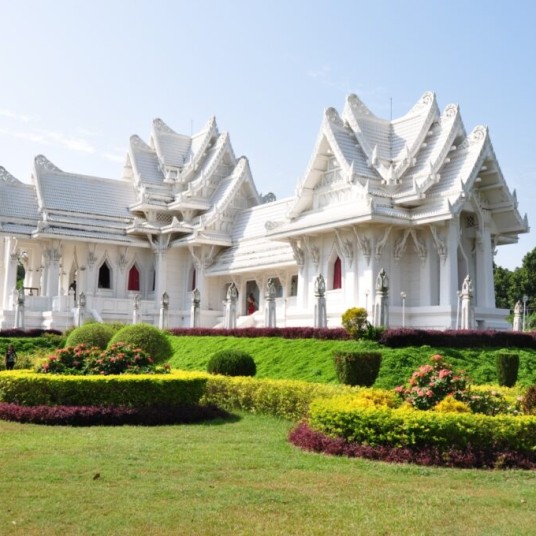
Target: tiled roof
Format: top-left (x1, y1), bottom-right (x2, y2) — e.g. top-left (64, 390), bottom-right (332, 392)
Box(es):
top-left (0, 167), bottom-right (39, 222)
top-left (206, 200), bottom-right (296, 275)
top-left (129, 135), bottom-right (166, 186)
top-left (34, 156), bottom-right (137, 218)
top-left (283, 91), bottom-right (527, 243)
top-left (152, 118), bottom-right (192, 168)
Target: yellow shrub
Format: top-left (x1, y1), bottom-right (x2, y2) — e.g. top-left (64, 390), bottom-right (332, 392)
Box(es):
top-left (434, 395), bottom-right (471, 413)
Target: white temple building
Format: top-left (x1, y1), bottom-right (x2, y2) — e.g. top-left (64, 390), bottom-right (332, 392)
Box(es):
top-left (0, 91), bottom-right (529, 330)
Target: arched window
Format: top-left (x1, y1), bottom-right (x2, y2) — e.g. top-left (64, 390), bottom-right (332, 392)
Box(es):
top-left (98, 261), bottom-right (111, 289)
top-left (128, 265), bottom-right (140, 291)
top-left (333, 256), bottom-right (342, 290)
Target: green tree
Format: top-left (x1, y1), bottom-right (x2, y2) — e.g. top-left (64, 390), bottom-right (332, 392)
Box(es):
top-left (494, 247), bottom-right (536, 317)
top-left (493, 263), bottom-right (513, 309)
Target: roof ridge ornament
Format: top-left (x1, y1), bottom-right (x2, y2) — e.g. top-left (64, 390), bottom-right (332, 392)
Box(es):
top-left (444, 103), bottom-right (458, 118)
top-left (408, 91), bottom-right (435, 115)
top-left (130, 134), bottom-right (152, 151)
top-left (459, 125), bottom-right (488, 150)
top-left (346, 94), bottom-right (373, 117)
top-left (34, 155), bottom-right (62, 173)
top-left (0, 166), bottom-right (18, 184)
top-left (153, 118), bottom-right (177, 135)
top-left (325, 107), bottom-right (344, 126)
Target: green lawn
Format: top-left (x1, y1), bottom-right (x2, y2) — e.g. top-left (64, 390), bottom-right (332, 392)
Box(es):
top-left (168, 335), bottom-right (536, 387)
top-left (1, 413), bottom-right (534, 536)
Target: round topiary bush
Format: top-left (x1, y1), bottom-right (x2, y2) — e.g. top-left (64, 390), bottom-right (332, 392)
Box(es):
top-left (108, 323), bottom-right (173, 365)
top-left (207, 350), bottom-right (256, 377)
top-left (65, 323), bottom-right (114, 350)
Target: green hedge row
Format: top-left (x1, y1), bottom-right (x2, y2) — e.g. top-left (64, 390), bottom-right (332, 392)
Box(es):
top-left (202, 375), bottom-right (361, 421)
top-left (308, 395), bottom-right (536, 455)
top-left (0, 371), bottom-right (206, 407)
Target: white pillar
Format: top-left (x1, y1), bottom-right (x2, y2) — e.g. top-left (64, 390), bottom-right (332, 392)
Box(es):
top-left (224, 283), bottom-right (238, 329)
top-left (2, 239), bottom-right (18, 309)
top-left (475, 224), bottom-right (495, 308)
top-left (154, 248), bottom-right (168, 308)
top-left (440, 220), bottom-right (459, 308)
top-left (313, 274), bottom-right (327, 328)
top-left (264, 279), bottom-right (277, 328)
top-left (513, 301), bottom-right (522, 331)
top-left (190, 288), bottom-right (200, 328)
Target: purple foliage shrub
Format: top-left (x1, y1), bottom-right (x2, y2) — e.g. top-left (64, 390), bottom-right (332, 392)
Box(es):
top-left (289, 421), bottom-right (535, 470)
top-left (380, 329), bottom-right (536, 349)
top-left (168, 327), bottom-right (350, 340)
top-left (0, 328), bottom-right (62, 338)
top-left (0, 402), bottom-right (229, 426)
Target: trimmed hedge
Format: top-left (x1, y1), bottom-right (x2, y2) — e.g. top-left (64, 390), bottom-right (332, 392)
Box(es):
top-left (333, 351), bottom-right (382, 387)
top-left (169, 327), bottom-right (350, 340)
top-left (0, 329), bottom-right (62, 338)
top-left (0, 402), bottom-right (229, 426)
top-left (207, 350), bottom-right (256, 377)
top-left (495, 353), bottom-right (520, 387)
top-left (202, 375), bottom-right (361, 421)
top-left (289, 422), bottom-right (535, 469)
top-left (307, 395), bottom-right (536, 456)
top-left (380, 329), bottom-right (536, 349)
top-left (0, 371), bottom-right (206, 407)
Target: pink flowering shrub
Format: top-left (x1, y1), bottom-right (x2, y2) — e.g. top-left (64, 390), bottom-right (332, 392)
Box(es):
top-left (86, 342), bottom-right (169, 375)
top-left (38, 344), bottom-right (97, 375)
top-left (38, 343), bottom-right (170, 375)
top-left (395, 354), bottom-right (468, 410)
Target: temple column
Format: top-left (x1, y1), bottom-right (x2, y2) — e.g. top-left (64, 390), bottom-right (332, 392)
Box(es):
top-left (2, 238), bottom-right (18, 309)
top-left (440, 220), bottom-right (459, 308)
top-left (152, 237), bottom-right (170, 308)
top-left (475, 221), bottom-right (495, 308)
top-left (290, 240), bottom-right (307, 310)
top-left (45, 246), bottom-right (61, 297)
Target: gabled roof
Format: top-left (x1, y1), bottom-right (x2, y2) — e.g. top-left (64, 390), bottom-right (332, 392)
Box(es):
top-left (151, 118), bottom-right (192, 169)
top-left (276, 91), bottom-right (528, 245)
top-left (31, 155), bottom-right (144, 244)
top-left (0, 167), bottom-right (39, 236)
top-left (205, 199), bottom-right (295, 275)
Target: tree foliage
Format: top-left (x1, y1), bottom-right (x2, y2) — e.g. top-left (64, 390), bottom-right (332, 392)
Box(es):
top-left (494, 247), bottom-right (536, 319)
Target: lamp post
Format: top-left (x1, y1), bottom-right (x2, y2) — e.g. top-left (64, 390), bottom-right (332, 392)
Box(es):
top-left (365, 290), bottom-right (369, 317)
top-left (523, 295), bottom-right (528, 331)
top-left (400, 291), bottom-right (406, 328)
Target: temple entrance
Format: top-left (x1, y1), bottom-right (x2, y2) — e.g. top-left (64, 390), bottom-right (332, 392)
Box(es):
top-left (245, 280), bottom-right (259, 315)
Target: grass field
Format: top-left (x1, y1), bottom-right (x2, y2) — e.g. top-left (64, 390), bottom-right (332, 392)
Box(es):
top-left (1, 413), bottom-right (535, 536)
top-left (168, 336), bottom-right (536, 387)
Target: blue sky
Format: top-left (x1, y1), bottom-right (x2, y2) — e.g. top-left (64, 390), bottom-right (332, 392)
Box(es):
top-left (0, 0), bottom-right (534, 270)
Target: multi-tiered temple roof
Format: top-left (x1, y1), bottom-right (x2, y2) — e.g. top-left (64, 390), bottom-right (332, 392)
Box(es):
top-left (266, 91), bottom-right (528, 244)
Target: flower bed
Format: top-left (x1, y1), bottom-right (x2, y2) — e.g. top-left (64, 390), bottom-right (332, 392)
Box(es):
top-left (289, 422), bottom-right (535, 469)
top-left (289, 354), bottom-right (536, 469)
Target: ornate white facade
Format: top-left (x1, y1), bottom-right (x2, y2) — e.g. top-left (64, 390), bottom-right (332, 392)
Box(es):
top-left (0, 92), bottom-right (529, 330)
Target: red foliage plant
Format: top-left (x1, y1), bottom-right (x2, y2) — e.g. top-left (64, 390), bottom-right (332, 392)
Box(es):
top-left (0, 402), bottom-right (229, 426)
top-left (168, 327), bottom-right (350, 340)
top-left (288, 421), bottom-right (535, 470)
